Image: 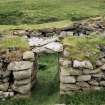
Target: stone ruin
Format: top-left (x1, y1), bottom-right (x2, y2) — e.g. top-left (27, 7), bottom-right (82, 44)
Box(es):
top-left (0, 17), bottom-right (105, 100)
top-left (59, 43), bottom-right (105, 95)
top-left (0, 35), bottom-right (63, 100)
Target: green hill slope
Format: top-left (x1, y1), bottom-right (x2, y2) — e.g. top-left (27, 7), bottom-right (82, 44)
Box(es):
top-left (0, 0), bottom-right (105, 24)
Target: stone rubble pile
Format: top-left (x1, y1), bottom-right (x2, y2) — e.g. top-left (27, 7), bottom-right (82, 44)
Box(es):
top-left (60, 47), bottom-right (105, 95)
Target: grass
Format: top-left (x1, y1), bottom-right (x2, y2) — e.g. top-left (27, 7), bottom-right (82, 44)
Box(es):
top-left (0, 36), bottom-right (29, 50)
top-left (0, 20), bottom-right (72, 33)
top-left (0, 0), bottom-right (105, 24)
top-left (63, 35), bottom-right (105, 63)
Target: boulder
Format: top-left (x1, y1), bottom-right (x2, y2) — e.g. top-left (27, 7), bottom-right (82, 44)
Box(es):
top-left (73, 60), bottom-right (93, 69)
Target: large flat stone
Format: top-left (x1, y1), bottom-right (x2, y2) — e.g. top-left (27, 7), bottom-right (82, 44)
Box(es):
top-left (60, 75), bottom-right (76, 83)
top-left (77, 75), bottom-right (91, 81)
top-left (73, 60), bottom-right (93, 69)
top-left (60, 83), bottom-right (80, 91)
top-left (8, 61), bottom-right (33, 71)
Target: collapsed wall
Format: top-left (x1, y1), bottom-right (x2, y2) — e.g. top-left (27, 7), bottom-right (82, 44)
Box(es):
top-left (60, 37), bottom-right (105, 95)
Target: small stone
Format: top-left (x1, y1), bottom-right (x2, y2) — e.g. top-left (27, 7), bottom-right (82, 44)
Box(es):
top-left (89, 80), bottom-right (99, 86)
top-left (100, 81), bottom-right (105, 86)
top-left (101, 64), bottom-right (105, 70)
top-left (77, 75), bottom-right (91, 81)
top-left (60, 67), bottom-right (81, 76)
top-left (63, 49), bottom-right (70, 57)
top-left (60, 83), bottom-right (80, 91)
top-left (101, 58), bottom-right (105, 63)
top-left (3, 92), bottom-right (10, 98)
top-left (83, 69), bottom-right (101, 74)
top-left (96, 60), bottom-right (103, 67)
top-left (23, 51), bottom-right (34, 60)
top-left (73, 60), bottom-right (93, 69)
top-left (91, 86), bottom-right (103, 90)
top-left (60, 76), bottom-right (76, 83)
top-left (76, 82), bottom-right (90, 88)
top-left (9, 92), bottom-right (14, 97)
top-left (92, 73), bottom-right (104, 78)
top-left (59, 59), bottom-right (72, 68)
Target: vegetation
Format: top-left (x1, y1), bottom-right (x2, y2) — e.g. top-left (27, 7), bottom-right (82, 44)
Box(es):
top-left (0, 37), bottom-right (29, 50)
top-left (0, 0), bottom-right (105, 24)
top-left (63, 35), bottom-right (105, 63)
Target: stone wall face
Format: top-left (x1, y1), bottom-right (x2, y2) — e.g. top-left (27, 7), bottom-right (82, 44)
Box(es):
top-left (0, 51), bottom-right (37, 100)
top-left (60, 48), bottom-right (105, 95)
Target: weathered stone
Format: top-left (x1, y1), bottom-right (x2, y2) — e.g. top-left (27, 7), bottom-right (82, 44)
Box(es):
top-left (60, 83), bottom-right (80, 91)
top-left (89, 80), bottom-right (99, 86)
top-left (28, 37), bottom-right (58, 47)
top-left (13, 69), bottom-right (31, 80)
top-left (8, 61), bottom-right (33, 71)
top-left (100, 81), bottom-right (105, 86)
top-left (96, 60), bottom-right (103, 67)
top-left (101, 64), bottom-right (105, 70)
top-left (59, 59), bottom-right (72, 68)
top-left (0, 70), bottom-right (11, 78)
top-left (101, 58), bottom-right (105, 63)
top-left (0, 83), bottom-right (9, 91)
top-left (92, 73), bottom-right (104, 78)
top-left (91, 86), bottom-right (103, 90)
top-left (76, 82), bottom-right (90, 88)
top-left (60, 75), bottom-right (76, 83)
top-left (0, 63), bottom-right (2, 69)
top-left (12, 83), bottom-right (31, 94)
top-left (23, 51), bottom-right (34, 60)
top-left (77, 75), bottom-right (91, 81)
top-left (44, 42), bottom-right (63, 52)
top-left (3, 92), bottom-right (9, 98)
top-left (60, 67), bottom-right (81, 76)
top-left (73, 60), bottom-right (93, 69)
top-left (63, 49), bottom-right (70, 57)
top-left (9, 92), bottom-right (14, 97)
top-left (83, 69), bottom-right (101, 74)
top-left (14, 78), bottom-right (31, 86)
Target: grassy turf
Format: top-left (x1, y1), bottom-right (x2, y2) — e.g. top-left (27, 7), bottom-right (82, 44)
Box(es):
top-left (63, 35), bottom-right (105, 63)
top-left (0, 0), bottom-right (105, 24)
top-left (0, 36), bottom-right (29, 50)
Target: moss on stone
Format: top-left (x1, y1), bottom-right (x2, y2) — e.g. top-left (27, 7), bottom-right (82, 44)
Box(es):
top-left (62, 35), bottom-right (105, 63)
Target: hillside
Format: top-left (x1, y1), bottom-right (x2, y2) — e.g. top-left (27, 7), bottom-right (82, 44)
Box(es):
top-left (0, 0), bottom-right (105, 24)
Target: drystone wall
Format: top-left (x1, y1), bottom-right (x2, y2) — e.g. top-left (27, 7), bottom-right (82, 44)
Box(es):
top-left (0, 51), bottom-right (37, 100)
top-left (60, 46), bottom-right (105, 95)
